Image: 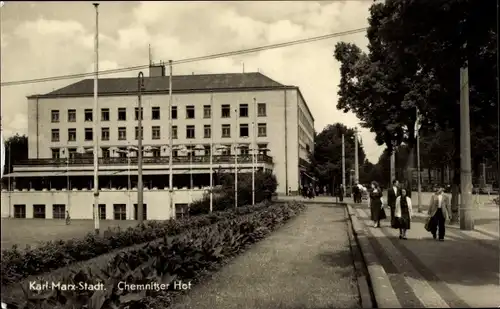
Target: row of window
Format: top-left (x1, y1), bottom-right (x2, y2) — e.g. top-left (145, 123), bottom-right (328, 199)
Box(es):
top-left (51, 143), bottom-right (269, 159)
top-left (298, 108), bottom-right (314, 136)
top-left (50, 103), bottom-right (268, 123)
top-left (51, 123), bottom-right (268, 142)
top-left (14, 203), bottom-right (189, 220)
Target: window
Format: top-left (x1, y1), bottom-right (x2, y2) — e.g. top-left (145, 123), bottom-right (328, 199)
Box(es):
top-left (258, 123), bottom-right (267, 137)
top-left (99, 204), bottom-right (106, 220)
top-left (33, 204), bottom-right (46, 219)
top-left (172, 126), bottom-right (178, 139)
top-left (239, 104), bottom-right (248, 117)
top-left (118, 108), bottom-right (127, 121)
top-left (221, 105), bottom-right (230, 118)
top-left (258, 144), bottom-right (268, 155)
top-left (51, 110), bottom-right (59, 123)
top-left (204, 145), bottom-right (211, 156)
top-left (204, 105), bottom-right (211, 118)
top-left (133, 204), bottom-right (147, 220)
top-left (240, 124), bottom-right (249, 137)
top-left (51, 129), bottom-right (60, 142)
top-left (84, 109), bottom-right (93, 122)
top-left (135, 126), bottom-right (143, 140)
top-left (152, 126), bottom-right (161, 140)
top-left (258, 103), bottom-right (266, 117)
top-left (152, 149), bottom-right (161, 157)
top-left (52, 204), bottom-right (65, 219)
top-left (171, 106), bottom-right (177, 119)
top-left (135, 107), bottom-right (143, 120)
top-left (101, 127), bottom-right (110, 141)
top-left (204, 125), bottom-right (211, 139)
top-left (220, 145), bottom-right (231, 155)
top-left (102, 147), bottom-right (110, 158)
top-left (68, 148), bottom-right (77, 159)
top-left (113, 204), bottom-right (127, 220)
top-left (85, 128), bottom-right (93, 141)
top-left (14, 204), bottom-right (26, 218)
top-left (240, 146), bottom-right (249, 155)
top-left (51, 148), bottom-right (60, 159)
top-left (117, 148), bottom-right (127, 158)
top-left (68, 109), bottom-right (76, 122)
top-left (152, 107), bottom-right (160, 120)
top-left (118, 127), bottom-right (126, 140)
top-left (186, 105), bottom-right (195, 119)
top-left (68, 128), bottom-right (76, 142)
top-left (172, 150), bottom-right (179, 157)
top-left (186, 125), bottom-right (195, 139)
top-left (175, 203), bottom-right (188, 218)
top-left (101, 108), bottom-right (109, 121)
top-left (222, 124), bottom-right (231, 138)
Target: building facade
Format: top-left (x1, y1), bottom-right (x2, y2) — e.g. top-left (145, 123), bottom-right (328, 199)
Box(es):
top-left (1, 68), bottom-right (315, 219)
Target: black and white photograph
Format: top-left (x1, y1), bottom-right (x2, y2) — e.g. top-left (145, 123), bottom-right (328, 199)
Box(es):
top-left (0, 1), bottom-right (499, 308)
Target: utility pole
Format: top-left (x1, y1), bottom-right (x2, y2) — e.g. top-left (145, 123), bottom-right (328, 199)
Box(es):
top-left (168, 60), bottom-right (174, 218)
top-left (252, 98), bottom-right (257, 206)
top-left (341, 134), bottom-right (345, 197)
top-left (92, 3), bottom-right (100, 234)
top-left (416, 107), bottom-right (422, 212)
top-left (234, 107), bottom-right (238, 208)
top-left (209, 93), bottom-right (214, 212)
top-left (137, 72), bottom-right (145, 223)
top-left (459, 59), bottom-right (474, 230)
top-left (354, 127), bottom-right (359, 183)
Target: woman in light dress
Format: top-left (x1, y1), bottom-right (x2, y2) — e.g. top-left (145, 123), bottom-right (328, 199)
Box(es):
top-left (393, 188), bottom-right (413, 239)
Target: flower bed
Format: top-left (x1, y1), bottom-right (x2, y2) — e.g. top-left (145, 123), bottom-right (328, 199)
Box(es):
top-left (0, 201), bottom-right (273, 285)
top-left (8, 202), bottom-right (306, 309)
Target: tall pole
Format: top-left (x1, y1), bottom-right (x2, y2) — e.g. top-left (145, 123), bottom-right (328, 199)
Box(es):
top-left (252, 98), bottom-right (257, 206)
top-left (390, 142), bottom-right (396, 183)
top-left (137, 72), bottom-right (144, 223)
top-left (92, 3), bottom-right (100, 234)
top-left (459, 60), bottom-right (474, 230)
top-left (354, 127), bottom-right (359, 183)
top-left (168, 60), bottom-right (174, 218)
top-left (234, 107), bottom-right (238, 208)
top-left (416, 108), bottom-right (422, 212)
top-left (189, 143), bottom-right (193, 210)
top-left (209, 93), bottom-right (214, 213)
top-left (341, 134), bottom-right (345, 196)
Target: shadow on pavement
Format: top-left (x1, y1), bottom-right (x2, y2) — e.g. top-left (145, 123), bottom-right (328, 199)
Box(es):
top-left (316, 249), bottom-right (357, 279)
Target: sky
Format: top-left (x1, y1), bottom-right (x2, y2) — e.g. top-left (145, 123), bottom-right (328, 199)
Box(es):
top-left (0, 1), bottom-right (384, 163)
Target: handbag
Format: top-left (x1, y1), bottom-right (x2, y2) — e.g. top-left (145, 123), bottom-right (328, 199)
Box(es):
top-left (424, 216), bottom-right (432, 232)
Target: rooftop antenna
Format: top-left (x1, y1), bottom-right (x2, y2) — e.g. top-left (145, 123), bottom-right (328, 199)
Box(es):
top-left (149, 44), bottom-right (152, 66)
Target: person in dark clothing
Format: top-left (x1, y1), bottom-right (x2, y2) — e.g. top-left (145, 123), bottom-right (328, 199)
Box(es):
top-left (427, 186), bottom-right (451, 241)
top-left (387, 179), bottom-right (401, 228)
top-left (339, 184), bottom-right (344, 202)
top-left (369, 181), bottom-right (385, 228)
top-left (353, 183), bottom-right (361, 203)
top-left (393, 188), bottom-right (412, 239)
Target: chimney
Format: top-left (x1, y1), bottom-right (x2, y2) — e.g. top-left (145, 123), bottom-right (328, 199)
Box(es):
top-left (149, 60), bottom-right (166, 77)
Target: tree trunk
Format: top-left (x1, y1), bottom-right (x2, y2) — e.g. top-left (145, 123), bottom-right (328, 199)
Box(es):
top-left (428, 168), bottom-right (432, 186)
top-left (441, 164), bottom-right (445, 184)
top-left (405, 144), bottom-right (415, 199)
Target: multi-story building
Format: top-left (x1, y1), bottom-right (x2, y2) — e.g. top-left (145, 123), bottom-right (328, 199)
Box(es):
top-left (1, 65), bottom-right (315, 220)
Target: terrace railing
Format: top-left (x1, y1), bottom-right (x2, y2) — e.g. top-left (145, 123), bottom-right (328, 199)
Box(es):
top-left (15, 154), bottom-right (273, 167)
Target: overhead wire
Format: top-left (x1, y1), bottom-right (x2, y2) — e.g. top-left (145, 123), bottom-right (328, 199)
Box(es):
top-left (0, 27), bottom-right (368, 87)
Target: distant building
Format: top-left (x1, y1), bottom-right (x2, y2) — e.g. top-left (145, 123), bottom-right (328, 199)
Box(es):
top-left (1, 66), bottom-right (315, 220)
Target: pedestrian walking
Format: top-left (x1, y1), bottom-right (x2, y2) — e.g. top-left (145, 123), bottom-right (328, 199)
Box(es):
top-left (387, 179), bottom-right (401, 228)
top-left (353, 183), bottom-right (360, 203)
top-left (369, 181), bottom-right (386, 228)
top-left (393, 188), bottom-right (412, 239)
top-left (426, 186), bottom-right (451, 241)
top-left (339, 184), bottom-right (344, 202)
top-left (65, 210), bottom-right (71, 225)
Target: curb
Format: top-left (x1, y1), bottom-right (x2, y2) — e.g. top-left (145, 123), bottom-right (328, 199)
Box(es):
top-left (346, 204), bottom-right (402, 308)
top-left (345, 206), bottom-right (374, 308)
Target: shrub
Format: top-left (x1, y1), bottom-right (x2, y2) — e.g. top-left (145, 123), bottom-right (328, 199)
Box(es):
top-left (10, 202), bottom-right (306, 309)
top-left (0, 202), bottom-right (271, 286)
top-left (189, 170), bottom-right (278, 215)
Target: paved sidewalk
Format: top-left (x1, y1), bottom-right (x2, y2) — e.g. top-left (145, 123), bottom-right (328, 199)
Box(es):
top-left (171, 204), bottom-right (361, 309)
top-left (350, 203), bottom-right (500, 308)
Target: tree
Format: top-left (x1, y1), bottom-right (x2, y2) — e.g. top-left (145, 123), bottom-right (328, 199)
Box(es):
top-left (334, 0), bottom-right (497, 217)
top-left (307, 123), bottom-right (368, 191)
top-left (3, 134), bottom-right (28, 175)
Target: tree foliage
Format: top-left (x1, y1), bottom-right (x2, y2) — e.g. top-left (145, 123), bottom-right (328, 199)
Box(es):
top-left (3, 134), bottom-right (28, 175)
top-left (307, 123), bottom-right (371, 189)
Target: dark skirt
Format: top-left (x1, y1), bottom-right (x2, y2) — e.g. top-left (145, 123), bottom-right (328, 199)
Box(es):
top-left (393, 207), bottom-right (411, 230)
top-left (370, 199), bottom-right (385, 221)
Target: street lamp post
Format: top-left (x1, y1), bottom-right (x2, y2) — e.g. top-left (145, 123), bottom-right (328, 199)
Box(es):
top-left (252, 98), bottom-right (257, 205)
top-left (137, 72), bottom-right (145, 223)
top-left (168, 60), bottom-right (174, 218)
top-left (354, 127), bottom-right (359, 184)
top-left (92, 2), bottom-right (100, 234)
top-left (209, 93), bottom-right (214, 212)
top-left (234, 107), bottom-right (239, 209)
